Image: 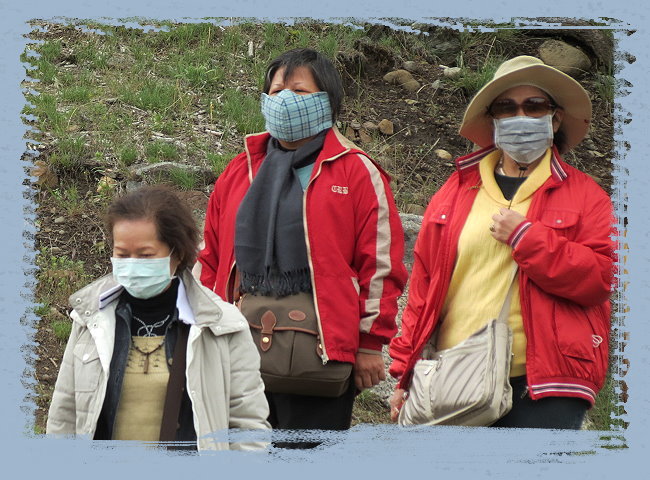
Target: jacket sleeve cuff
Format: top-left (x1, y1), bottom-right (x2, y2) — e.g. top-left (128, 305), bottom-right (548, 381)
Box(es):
top-left (359, 333), bottom-right (384, 351)
top-left (507, 220), bottom-right (533, 249)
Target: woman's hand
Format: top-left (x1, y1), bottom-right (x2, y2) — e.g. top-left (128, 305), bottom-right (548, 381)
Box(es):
top-left (354, 352), bottom-right (386, 390)
top-left (389, 388), bottom-right (407, 422)
top-left (491, 208), bottom-right (527, 243)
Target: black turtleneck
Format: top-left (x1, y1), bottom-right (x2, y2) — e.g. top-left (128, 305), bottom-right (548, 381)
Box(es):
top-left (121, 278), bottom-right (179, 336)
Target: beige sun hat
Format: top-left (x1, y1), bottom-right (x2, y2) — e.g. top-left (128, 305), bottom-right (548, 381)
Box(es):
top-left (459, 55), bottom-right (592, 151)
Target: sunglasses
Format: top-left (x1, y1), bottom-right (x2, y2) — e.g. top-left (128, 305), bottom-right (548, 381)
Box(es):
top-left (487, 97), bottom-right (558, 119)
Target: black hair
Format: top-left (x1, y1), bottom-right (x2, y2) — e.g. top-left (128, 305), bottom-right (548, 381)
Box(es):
top-left (263, 48), bottom-right (343, 122)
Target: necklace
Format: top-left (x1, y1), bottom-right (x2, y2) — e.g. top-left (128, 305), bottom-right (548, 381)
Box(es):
top-left (132, 314), bottom-right (171, 337)
top-left (131, 337), bottom-right (165, 374)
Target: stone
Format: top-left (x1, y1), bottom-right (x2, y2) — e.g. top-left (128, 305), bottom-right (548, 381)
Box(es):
top-left (405, 204), bottom-right (426, 216)
top-left (539, 40), bottom-right (591, 77)
top-left (132, 162), bottom-right (216, 185)
top-left (402, 79), bottom-right (421, 93)
top-left (363, 121), bottom-right (378, 131)
top-left (378, 119), bottom-right (394, 135)
top-left (345, 126), bottom-right (356, 139)
top-left (434, 149), bottom-right (453, 161)
top-left (402, 60), bottom-right (420, 73)
top-left (383, 69), bottom-right (420, 93)
top-left (350, 121), bottom-right (362, 130)
top-left (358, 129), bottom-right (373, 144)
top-left (442, 66), bottom-right (462, 78)
top-left (431, 79), bottom-right (442, 90)
top-left (54, 217), bottom-right (65, 224)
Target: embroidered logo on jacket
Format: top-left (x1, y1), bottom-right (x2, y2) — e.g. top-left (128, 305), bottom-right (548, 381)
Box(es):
top-left (331, 185), bottom-right (349, 194)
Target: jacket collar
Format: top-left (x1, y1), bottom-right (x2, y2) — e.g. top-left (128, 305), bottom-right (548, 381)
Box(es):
top-left (69, 269), bottom-right (245, 336)
top-left (242, 127), bottom-right (364, 183)
top-left (455, 144), bottom-right (569, 185)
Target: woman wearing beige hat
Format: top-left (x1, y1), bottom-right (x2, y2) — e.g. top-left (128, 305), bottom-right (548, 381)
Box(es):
top-left (388, 56), bottom-right (616, 428)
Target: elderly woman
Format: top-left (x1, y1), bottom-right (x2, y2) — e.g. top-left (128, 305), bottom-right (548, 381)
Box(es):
top-left (46, 186), bottom-right (270, 450)
top-left (197, 48), bottom-right (407, 437)
top-left (389, 56), bottom-right (615, 429)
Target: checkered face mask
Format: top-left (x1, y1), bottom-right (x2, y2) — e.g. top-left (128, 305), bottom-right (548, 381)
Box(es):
top-left (261, 89), bottom-right (333, 142)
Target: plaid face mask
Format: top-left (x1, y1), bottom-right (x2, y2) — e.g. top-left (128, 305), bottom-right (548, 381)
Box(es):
top-left (261, 90), bottom-right (332, 142)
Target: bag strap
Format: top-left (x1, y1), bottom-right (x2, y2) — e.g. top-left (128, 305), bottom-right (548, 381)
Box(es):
top-left (159, 322), bottom-right (189, 442)
top-left (496, 266), bottom-right (519, 326)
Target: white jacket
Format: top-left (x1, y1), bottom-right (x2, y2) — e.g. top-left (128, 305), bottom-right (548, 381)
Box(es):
top-left (46, 269), bottom-right (270, 451)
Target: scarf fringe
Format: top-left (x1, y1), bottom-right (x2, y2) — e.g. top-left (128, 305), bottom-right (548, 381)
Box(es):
top-left (240, 268), bottom-right (312, 298)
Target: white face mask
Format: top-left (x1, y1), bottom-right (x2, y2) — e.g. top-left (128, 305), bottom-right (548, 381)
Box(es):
top-left (111, 253), bottom-right (174, 299)
top-left (493, 114), bottom-right (554, 164)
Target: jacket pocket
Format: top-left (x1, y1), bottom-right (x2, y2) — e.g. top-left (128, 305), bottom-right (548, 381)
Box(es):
top-left (552, 300), bottom-right (596, 362)
top-left (73, 342), bottom-right (102, 392)
top-left (540, 210), bottom-right (580, 230)
top-left (430, 205), bottom-right (451, 225)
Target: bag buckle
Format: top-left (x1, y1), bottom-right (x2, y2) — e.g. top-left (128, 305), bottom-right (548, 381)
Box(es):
top-left (260, 310), bottom-right (277, 352)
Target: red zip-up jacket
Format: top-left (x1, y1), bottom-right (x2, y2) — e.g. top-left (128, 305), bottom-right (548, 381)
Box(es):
top-left (389, 146), bottom-right (615, 405)
top-left (198, 127), bottom-right (407, 364)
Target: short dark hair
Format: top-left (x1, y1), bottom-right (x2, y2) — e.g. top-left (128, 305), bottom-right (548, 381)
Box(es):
top-left (105, 185), bottom-right (199, 271)
top-left (263, 48), bottom-right (343, 122)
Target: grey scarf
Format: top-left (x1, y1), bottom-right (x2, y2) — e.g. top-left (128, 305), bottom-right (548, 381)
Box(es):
top-left (234, 131), bottom-right (326, 297)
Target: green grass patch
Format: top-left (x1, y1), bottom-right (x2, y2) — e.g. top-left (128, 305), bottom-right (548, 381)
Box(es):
top-left (121, 79), bottom-right (179, 112)
top-left (445, 55), bottom-right (506, 96)
top-left (168, 167), bottom-right (198, 190)
top-left (51, 318), bottom-right (73, 342)
top-left (35, 248), bottom-right (92, 309)
top-left (60, 85), bottom-right (94, 103)
top-left (145, 140), bottom-right (179, 162)
top-left (52, 135), bottom-right (87, 168)
top-left (49, 185), bottom-right (84, 215)
top-left (220, 88), bottom-right (265, 134)
top-left (206, 151), bottom-right (235, 176)
top-left (118, 144), bottom-right (139, 166)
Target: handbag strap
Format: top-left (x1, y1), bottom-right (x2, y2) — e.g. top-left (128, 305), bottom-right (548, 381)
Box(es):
top-left (159, 322), bottom-right (189, 442)
top-left (496, 266), bottom-right (519, 326)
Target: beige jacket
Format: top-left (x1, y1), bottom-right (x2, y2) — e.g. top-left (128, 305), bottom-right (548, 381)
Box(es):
top-left (46, 269), bottom-right (270, 451)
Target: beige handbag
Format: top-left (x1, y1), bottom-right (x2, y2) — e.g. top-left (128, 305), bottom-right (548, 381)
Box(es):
top-left (398, 268), bottom-right (517, 427)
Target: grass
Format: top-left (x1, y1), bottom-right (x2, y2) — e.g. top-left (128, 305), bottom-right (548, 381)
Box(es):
top-left (49, 185), bottom-right (84, 215)
top-left (207, 151), bottom-right (235, 176)
top-left (352, 389), bottom-right (391, 425)
top-left (118, 144), bottom-right (138, 166)
top-left (220, 88), bottom-right (265, 134)
top-left (35, 248), bottom-right (92, 310)
top-left (168, 167), bottom-right (198, 190)
top-left (445, 54), bottom-right (506, 96)
top-left (145, 140), bottom-right (179, 162)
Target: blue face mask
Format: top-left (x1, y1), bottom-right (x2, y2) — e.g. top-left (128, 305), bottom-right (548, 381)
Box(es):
top-left (261, 89), bottom-right (333, 142)
top-left (111, 254), bottom-right (174, 299)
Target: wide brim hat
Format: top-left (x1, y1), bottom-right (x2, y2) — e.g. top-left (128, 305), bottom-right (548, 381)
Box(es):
top-left (459, 55), bottom-right (592, 151)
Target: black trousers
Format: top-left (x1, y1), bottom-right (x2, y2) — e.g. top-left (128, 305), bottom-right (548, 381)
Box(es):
top-left (265, 381), bottom-right (357, 448)
top-left (490, 375), bottom-right (590, 429)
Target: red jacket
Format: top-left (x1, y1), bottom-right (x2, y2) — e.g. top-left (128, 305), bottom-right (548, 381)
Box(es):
top-left (389, 146), bottom-right (615, 405)
top-left (198, 128), bottom-right (407, 364)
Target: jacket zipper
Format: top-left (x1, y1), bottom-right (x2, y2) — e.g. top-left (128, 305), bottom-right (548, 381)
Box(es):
top-left (302, 149), bottom-right (350, 364)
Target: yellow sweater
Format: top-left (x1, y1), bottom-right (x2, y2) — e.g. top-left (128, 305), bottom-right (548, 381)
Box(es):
top-left (113, 336), bottom-right (169, 441)
top-left (436, 149), bottom-right (551, 377)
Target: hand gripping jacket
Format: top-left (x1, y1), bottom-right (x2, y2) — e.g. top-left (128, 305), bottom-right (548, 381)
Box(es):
top-left (389, 145), bottom-right (616, 405)
top-left (198, 127), bottom-right (408, 364)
